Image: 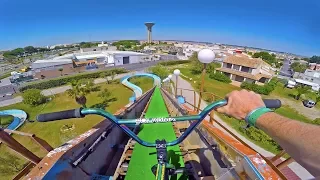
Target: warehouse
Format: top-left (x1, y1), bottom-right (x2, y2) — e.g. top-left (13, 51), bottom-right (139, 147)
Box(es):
top-left (31, 50), bottom-right (150, 79)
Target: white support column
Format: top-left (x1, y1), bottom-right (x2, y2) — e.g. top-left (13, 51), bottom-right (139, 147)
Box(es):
top-left (231, 64), bottom-right (234, 69)
top-left (239, 65), bottom-right (242, 71)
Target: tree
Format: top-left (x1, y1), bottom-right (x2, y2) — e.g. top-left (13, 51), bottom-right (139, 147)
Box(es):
top-left (24, 46), bottom-right (36, 53)
top-left (67, 80), bottom-right (94, 107)
top-left (189, 52), bottom-right (221, 74)
top-left (291, 62), bottom-right (307, 73)
top-left (110, 71), bottom-right (116, 82)
top-left (252, 52), bottom-right (277, 65)
top-left (294, 57), bottom-right (299, 60)
top-left (309, 56), bottom-right (320, 63)
top-left (98, 88), bottom-right (112, 101)
top-left (295, 85), bottom-right (311, 100)
top-left (100, 72), bottom-right (110, 84)
top-left (58, 68), bottom-right (63, 76)
top-left (22, 89), bottom-right (46, 106)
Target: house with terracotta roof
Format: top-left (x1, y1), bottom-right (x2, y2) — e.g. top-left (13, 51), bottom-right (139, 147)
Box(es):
top-left (216, 54), bottom-right (275, 84)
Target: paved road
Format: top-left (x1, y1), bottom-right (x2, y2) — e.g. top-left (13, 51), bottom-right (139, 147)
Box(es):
top-left (279, 59), bottom-right (293, 77)
top-left (171, 75), bottom-right (313, 179)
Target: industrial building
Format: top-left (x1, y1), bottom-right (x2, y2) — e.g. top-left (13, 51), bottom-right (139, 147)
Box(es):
top-left (31, 50), bottom-right (150, 79)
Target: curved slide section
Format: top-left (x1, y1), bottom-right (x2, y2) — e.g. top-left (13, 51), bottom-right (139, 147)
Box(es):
top-left (0, 109), bottom-right (27, 130)
top-left (121, 73), bottom-right (161, 103)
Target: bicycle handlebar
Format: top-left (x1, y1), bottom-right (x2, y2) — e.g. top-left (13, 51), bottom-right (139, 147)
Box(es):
top-left (36, 99), bottom-right (281, 147)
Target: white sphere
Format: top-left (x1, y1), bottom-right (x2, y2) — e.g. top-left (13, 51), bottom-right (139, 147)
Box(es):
top-left (168, 74), bottom-right (173, 79)
top-left (173, 69), bottom-right (180, 76)
top-left (198, 49), bottom-right (215, 63)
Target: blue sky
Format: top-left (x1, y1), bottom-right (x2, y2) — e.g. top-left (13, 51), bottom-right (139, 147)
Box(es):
top-left (0, 0), bottom-right (319, 56)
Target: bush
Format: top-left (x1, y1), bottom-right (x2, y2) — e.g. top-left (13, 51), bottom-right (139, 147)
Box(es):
top-left (209, 72), bottom-right (231, 83)
top-left (240, 78), bottom-right (278, 95)
top-left (22, 89), bottom-right (47, 106)
top-left (312, 118), bottom-right (320, 125)
top-left (159, 60), bottom-right (191, 66)
top-left (19, 68), bottom-right (127, 91)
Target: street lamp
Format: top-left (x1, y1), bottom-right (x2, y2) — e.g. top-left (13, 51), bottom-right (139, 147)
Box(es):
top-left (197, 49), bottom-right (215, 112)
top-left (173, 69), bottom-right (180, 97)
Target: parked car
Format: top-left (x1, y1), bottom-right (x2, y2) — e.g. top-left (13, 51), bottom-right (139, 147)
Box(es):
top-left (303, 100), bottom-right (315, 108)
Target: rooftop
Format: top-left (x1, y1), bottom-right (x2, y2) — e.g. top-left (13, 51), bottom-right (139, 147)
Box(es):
top-left (223, 54), bottom-right (270, 68)
top-left (217, 67), bottom-right (272, 80)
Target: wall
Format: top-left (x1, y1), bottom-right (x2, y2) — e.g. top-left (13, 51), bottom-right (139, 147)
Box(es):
top-left (34, 64), bottom-right (75, 79)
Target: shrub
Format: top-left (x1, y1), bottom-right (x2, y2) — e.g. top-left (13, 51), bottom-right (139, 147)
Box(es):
top-left (22, 89), bottom-right (46, 106)
top-left (159, 60), bottom-right (191, 66)
top-left (240, 78), bottom-right (278, 95)
top-left (19, 68), bottom-right (127, 91)
top-left (312, 118), bottom-right (320, 125)
top-left (209, 72), bottom-right (231, 83)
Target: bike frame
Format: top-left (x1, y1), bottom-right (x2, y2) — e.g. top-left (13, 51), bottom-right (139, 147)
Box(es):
top-left (80, 99), bottom-right (227, 147)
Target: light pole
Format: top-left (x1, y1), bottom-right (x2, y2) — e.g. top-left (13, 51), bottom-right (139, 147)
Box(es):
top-left (173, 69), bottom-right (180, 97)
top-left (197, 49), bottom-right (215, 112)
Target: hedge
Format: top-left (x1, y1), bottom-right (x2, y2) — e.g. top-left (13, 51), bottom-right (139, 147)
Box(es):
top-left (159, 60), bottom-right (191, 66)
top-left (19, 68), bottom-right (128, 92)
top-left (209, 72), bottom-right (231, 83)
top-left (240, 78), bottom-right (278, 95)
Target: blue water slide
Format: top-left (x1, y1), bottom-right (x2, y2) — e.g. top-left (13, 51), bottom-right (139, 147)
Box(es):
top-left (121, 73), bottom-right (161, 103)
top-left (0, 109), bottom-right (27, 130)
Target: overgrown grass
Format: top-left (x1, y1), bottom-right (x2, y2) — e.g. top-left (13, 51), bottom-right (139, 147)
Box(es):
top-left (0, 81), bottom-right (155, 179)
top-left (0, 115), bottom-right (14, 127)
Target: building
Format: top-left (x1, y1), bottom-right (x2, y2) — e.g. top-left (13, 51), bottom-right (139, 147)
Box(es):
top-left (216, 54), bottom-right (275, 84)
top-left (308, 63), bottom-right (320, 71)
top-left (293, 69), bottom-right (320, 89)
top-left (31, 50), bottom-right (150, 79)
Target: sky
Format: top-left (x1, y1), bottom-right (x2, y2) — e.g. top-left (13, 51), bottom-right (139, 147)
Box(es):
top-left (0, 0), bottom-right (319, 56)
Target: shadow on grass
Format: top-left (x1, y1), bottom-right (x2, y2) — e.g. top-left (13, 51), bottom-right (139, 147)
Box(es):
top-left (288, 93), bottom-right (297, 99)
top-left (90, 97), bottom-right (117, 110)
top-left (91, 86), bottom-right (101, 92)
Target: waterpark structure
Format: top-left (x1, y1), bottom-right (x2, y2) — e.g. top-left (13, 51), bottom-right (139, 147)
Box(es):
top-left (0, 72), bottom-right (297, 180)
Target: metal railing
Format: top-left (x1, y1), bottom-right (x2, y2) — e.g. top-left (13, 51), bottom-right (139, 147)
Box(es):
top-left (168, 87), bottom-right (294, 171)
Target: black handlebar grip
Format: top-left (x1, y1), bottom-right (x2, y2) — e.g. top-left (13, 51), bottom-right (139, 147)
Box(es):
top-left (37, 108), bottom-right (84, 122)
top-left (263, 99), bottom-right (281, 109)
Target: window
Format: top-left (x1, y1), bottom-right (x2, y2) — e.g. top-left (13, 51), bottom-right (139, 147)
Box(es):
top-left (233, 65), bottom-right (240, 71)
top-left (241, 66), bottom-right (251, 73)
top-left (223, 63), bottom-right (232, 68)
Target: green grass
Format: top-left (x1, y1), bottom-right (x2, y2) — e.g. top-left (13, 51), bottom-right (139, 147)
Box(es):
top-left (177, 65), bottom-right (241, 98)
top-left (0, 72), bottom-right (11, 80)
top-left (275, 105), bottom-right (311, 123)
top-left (271, 83), bottom-right (320, 109)
top-left (0, 115), bottom-right (14, 127)
top-left (126, 87), bottom-right (186, 180)
top-left (128, 76), bottom-right (154, 93)
top-left (0, 81), bottom-right (155, 180)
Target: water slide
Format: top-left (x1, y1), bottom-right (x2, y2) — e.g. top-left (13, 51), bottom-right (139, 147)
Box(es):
top-left (120, 73), bottom-right (161, 103)
top-left (0, 109), bottom-right (27, 130)
top-left (125, 87), bottom-right (185, 179)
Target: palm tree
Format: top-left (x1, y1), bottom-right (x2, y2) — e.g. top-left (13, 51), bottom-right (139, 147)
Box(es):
top-left (295, 85), bottom-right (310, 100)
top-left (100, 72), bottom-right (110, 84)
top-left (67, 80), bottom-right (94, 107)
